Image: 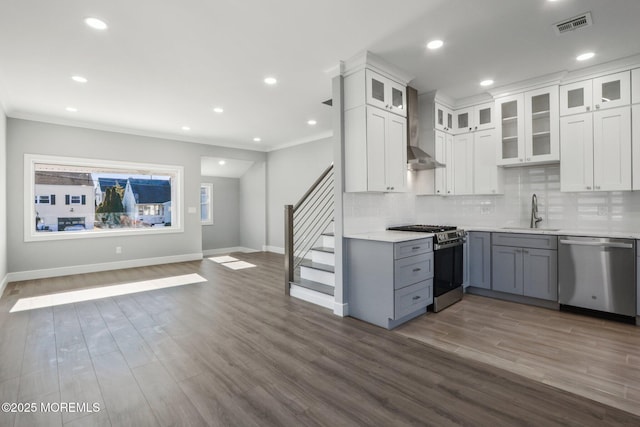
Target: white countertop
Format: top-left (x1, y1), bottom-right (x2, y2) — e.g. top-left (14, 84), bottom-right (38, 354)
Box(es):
top-left (344, 230), bottom-right (434, 243)
top-left (459, 225), bottom-right (640, 240)
top-left (345, 226), bottom-right (640, 241)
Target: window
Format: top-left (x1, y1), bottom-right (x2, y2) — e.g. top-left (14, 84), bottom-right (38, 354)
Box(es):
top-left (200, 183), bottom-right (213, 225)
top-left (25, 154), bottom-right (183, 241)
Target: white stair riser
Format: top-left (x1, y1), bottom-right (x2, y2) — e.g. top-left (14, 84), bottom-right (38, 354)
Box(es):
top-left (300, 266), bottom-right (335, 286)
top-left (322, 235), bottom-right (335, 249)
top-left (326, 221), bottom-right (335, 234)
top-left (312, 250), bottom-right (335, 266)
top-left (290, 284), bottom-right (334, 310)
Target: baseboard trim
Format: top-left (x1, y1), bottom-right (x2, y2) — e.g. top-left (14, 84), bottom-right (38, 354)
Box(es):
top-left (333, 302), bottom-right (349, 317)
top-left (290, 284), bottom-right (334, 310)
top-left (203, 247), bottom-right (259, 256)
top-left (6, 253), bottom-right (204, 283)
top-left (263, 245), bottom-right (284, 254)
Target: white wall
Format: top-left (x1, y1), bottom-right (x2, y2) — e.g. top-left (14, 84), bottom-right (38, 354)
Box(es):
top-left (7, 118), bottom-right (266, 276)
top-left (0, 104), bottom-right (7, 290)
top-left (201, 176), bottom-right (240, 252)
top-left (266, 137), bottom-right (333, 250)
top-left (344, 165), bottom-right (640, 233)
top-left (239, 161), bottom-right (267, 251)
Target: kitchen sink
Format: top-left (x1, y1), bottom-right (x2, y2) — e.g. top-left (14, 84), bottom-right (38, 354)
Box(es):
top-left (501, 226), bottom-right (560, 231)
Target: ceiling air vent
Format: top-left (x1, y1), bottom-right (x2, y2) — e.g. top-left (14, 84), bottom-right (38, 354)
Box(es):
top-left (554, 12), bottom-right (593, 35)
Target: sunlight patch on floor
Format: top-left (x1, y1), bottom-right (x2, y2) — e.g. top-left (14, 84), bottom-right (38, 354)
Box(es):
top-left (222, 261), bottom-right (256, 270)
top-left (209, 256), bottom-right (238, 263)
top-left (208, 256), bottom-right (256, 270)
top-left (10, 273), bottom-right (207, 313)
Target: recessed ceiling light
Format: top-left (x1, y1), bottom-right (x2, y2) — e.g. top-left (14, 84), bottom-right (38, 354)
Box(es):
top-left (218, 160), bottom-right (226, 166)
top-left (65, 107), bottom-right (78, 112)
top-left (307, 119), bottom-right (317, 126)
top-left (426, 40), bottom-right (444, 50)
top-left (264, 77), bottom-right (277, 85)
top-left (576, 52), bottom-right (595, 61)
top-left (181, 126), bottom-right (190, 131)
top-left (213, 107), bottom-right (224, 114)
top-left (253, 137), bottom-right (261, 142)
top-left (71, 75), bottom-right (87, 83)
top-left (84, 17), bottom-right (108, 30)
top-left (480, 79), bottom-right (494, 87)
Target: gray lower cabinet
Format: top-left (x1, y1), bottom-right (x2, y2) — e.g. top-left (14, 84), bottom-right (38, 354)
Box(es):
top-left (491, 233), bottom-right (558, 301)
top-left (637, 242), bottom-right (639, 318)
top-left (346, 237), bottom-right (434, 329)
top-left (468, 232), bottom-right (491, 289)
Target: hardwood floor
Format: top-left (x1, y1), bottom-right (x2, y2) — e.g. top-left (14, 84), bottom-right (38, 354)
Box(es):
top-left (396, 293), bottom-right (640, 418)
top-left (0, 252), bottom-right (638, 426)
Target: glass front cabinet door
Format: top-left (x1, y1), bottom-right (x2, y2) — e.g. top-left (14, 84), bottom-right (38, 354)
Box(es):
top-left (560, 71), bottom-right (630, 116)
top-left (524, 86), bottom-right (559, 163)
top-left (435, 103), bottom-right (453, 132)
top-left (496, 94), bottom-right (524, 165)
top-left (365, 69), bottom-right (406, 117)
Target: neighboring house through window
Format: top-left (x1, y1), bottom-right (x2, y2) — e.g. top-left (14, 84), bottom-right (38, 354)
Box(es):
top-left (200, 183), bottom-right (213, 225)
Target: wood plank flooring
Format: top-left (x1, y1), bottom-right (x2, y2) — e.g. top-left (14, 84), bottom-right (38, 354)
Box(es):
top-left (0, 252), bottom-right (638, 426)
top-left (396, 293), bottom-right (640, 418)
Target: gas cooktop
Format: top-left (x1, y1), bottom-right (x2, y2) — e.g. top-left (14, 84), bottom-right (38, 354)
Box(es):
top-left (387, 225), bottom-right (457, 233)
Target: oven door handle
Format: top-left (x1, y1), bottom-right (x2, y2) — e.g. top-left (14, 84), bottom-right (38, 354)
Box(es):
top-left (434, 239), bottom-right (466, 250)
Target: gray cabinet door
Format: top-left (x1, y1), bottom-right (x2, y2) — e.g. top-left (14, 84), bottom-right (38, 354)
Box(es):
top-left (523, 248), bottom-right (558, 301)
top-left (468, 232), bottom-right (491, 289)
top-left (492, 245), bottom-right (523, 295)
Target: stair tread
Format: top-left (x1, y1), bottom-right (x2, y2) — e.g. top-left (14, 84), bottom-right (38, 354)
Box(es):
top-left (300, 260), bottom-right (335, 273)
top-left (312, 246), bottom-right (335, 254)
top-left (322, 231), bottom-right (335, 237)
top-left (291, 278), bottom-right (335, 296)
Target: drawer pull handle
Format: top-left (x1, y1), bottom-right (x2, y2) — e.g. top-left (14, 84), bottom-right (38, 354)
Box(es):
top-left (412, 246), bottom-right (421, 250)
top-left (412, 268), bottom-right (421, 272)
top-left (412, 296), bottom-right (421, 300)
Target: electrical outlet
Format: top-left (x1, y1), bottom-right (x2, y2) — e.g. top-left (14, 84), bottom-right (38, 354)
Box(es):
top-left (116, 246), bottom-right (122, 254)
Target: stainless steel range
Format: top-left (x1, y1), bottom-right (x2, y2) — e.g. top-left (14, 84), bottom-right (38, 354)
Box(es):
top-left (388, 225), bottom-right (467, 312)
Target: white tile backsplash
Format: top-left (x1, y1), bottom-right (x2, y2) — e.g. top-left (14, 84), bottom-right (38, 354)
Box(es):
top-left (344, 165), bottom-right (640, 233)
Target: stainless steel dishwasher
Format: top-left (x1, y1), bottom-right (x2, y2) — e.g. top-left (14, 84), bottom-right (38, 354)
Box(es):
top-left (558, 236), bottom-right (636, 319)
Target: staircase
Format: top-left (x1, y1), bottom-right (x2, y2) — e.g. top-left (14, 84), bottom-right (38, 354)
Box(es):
top-left (285, 165), bottom-right (335, 310)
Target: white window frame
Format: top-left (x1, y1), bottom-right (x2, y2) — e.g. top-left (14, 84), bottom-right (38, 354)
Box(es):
top-left (200, 183), bottom-right (213, 225)
top-left (25, 154), bottom-right (184, 242)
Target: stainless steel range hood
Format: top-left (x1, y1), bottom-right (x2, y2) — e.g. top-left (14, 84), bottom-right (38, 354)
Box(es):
top-left (407, 145), bottom-right (444, 170)
top-left (406, 86), bottom-right (444, 170)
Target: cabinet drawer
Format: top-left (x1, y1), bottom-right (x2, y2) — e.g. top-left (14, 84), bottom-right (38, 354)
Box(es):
top-left (395, 280), bottom-right (432, 320)
top-left (394, 238), bottom-right (433, 259)
top-left (394, 253), bottom-right (434, 289)
top-left (492, 233), bottom-right (557, 250)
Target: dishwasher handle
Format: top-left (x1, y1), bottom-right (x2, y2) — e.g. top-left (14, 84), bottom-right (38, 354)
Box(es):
top-left (559, 239), bottom-right (633, 249)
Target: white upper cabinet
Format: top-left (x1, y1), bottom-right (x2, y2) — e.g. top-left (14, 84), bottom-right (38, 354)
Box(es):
top-left (454, 102), bottom-right (494, 134)
top-left (434, 103), bottom-right (453, 133)
top-left (473, 129), bottom-right (503, 195)
top-left (366, 69), bottom-right (406, 117)
top-left (434, 130), bottom-right (450, 196)
top-left (561, 107), bottom-right (631, 192)
top-left (497, 86), bottom-right (559, 166)
top-left (633, 68), bottom-right (640, 104)
top-left (451, 133), bottom-right (474, 195)
top-left (560, 71), bottom-right (630, 116)
top-left (496, 94), bottom-right (525, 165)
top-left (344, 105), bottom-right (407, 193)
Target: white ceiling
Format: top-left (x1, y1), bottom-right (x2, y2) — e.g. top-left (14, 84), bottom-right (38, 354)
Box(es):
top-left (0, 0), bottom-right (639, 152)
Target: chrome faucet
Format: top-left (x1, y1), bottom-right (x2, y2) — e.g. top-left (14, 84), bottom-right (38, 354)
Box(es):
top-left (530, 194), bottom-right (543, 228)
